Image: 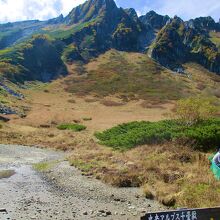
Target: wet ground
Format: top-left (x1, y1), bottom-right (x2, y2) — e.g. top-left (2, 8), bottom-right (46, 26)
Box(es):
top-left (0, 144), bottom-right (163, 220)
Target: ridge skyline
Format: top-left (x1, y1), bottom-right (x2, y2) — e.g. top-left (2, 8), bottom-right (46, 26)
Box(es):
top-left (0, 0), bottom-right (219, 24)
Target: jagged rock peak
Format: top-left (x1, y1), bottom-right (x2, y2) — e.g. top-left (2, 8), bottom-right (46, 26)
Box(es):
top-left (139, 10), bottom-right (170, 29)
top-left (187, 16), bottom-right (219, 31)
top-left (124, 8), bottom-right (138, 19)
top-left (47, 14), bottom-right (64, 24)
top-left (64, 0), bottom-right (118, 24)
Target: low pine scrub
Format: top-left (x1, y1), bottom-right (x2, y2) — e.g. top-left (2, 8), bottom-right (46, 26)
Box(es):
top-left (57, 123), bottom-right (86, 132)
top-left (95, 119), bottom-right (220, 151)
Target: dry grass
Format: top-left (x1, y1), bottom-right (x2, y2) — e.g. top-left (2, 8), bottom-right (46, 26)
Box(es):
top-left (213, 89), bottom-right (220, 98)
top-left (67, 140), bottom-right (220, 208)
top-left (184, 63), bottom-right (220, 96)
top-left (196, 82), bottom-right (206, 91)
top-left (100, 100), bottom-right (125, 107)
top-left (84, 98), bottom-right (99, 103)
top-left (0, 169), bottom-right (15, 179)
top-left (141, 100), bottom-right (166, 109)
top-left (67, 99), bottom-right (76, 104)
top-left (65, 50), bottom-right (188, 101)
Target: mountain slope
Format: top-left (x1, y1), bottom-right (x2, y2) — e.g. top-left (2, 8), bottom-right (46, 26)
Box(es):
top-left (59, 0), bottom-right (148, 61)
top-left (0, 0), bottom-right (220, 85)
top-left (0, 35), bottom-right (67, 82)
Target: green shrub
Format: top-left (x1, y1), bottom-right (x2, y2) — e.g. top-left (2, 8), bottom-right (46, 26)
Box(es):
top-left (57, 123), bottom-right (86, 132)
top-left (174, 97), bottom-right (218, 125)
top-left (95, 119), bottom-right (220, 151)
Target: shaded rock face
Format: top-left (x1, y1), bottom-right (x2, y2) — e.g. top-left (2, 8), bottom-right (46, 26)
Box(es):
top-left (139, 11), bottom-right (170, 30)
top-left (151, 17), bottom-right (189, 69)
top-left (0, 82), bottom-right (24, 99)
top-left (0, 115), bottom-right (10, 122)
top-left (187, 16), bottom-right (220, 32)
top-left (124, 8), bottom-right (139, 21)
top-left (0, 35), bottom-right (68, 83)
top-left (151, 16), bottom-right (220, 74)
top-left (0, 104), bottom-right (16, 115)
top-left (22, 36), bottom-right (67, 82)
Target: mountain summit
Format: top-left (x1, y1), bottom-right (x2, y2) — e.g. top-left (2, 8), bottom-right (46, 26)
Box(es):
top-left (64, 0), bottom-right (118, 25)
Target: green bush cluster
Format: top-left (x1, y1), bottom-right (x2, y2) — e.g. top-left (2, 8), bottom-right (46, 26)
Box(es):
top-left (95, 119), bottom-right (220, 151)
top-left (57, 123), bottom-right (86, 132)
top-left (174, 96), bottom-right (218, 125)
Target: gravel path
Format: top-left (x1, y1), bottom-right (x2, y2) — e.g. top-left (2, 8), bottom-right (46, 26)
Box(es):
top-left (0, 144), bottom-right (163, 220)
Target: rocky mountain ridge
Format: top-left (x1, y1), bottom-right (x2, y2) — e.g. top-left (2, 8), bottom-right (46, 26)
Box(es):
top-left (0, 0), bottom-right (220, 83)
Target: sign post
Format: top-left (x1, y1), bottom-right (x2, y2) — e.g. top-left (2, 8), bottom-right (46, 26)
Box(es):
top-left (141, 207), bottom-right (220, 220)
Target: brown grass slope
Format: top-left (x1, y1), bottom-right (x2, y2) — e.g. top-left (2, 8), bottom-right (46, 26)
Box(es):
top-left (64, 50), bottom-right (220, 103)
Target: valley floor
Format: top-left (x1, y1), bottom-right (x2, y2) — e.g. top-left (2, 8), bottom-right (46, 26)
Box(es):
top-left (1, 55), bottom-right (220, 210)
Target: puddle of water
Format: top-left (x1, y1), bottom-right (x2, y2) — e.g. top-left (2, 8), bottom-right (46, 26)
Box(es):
top-left (0, 209), bottom-right (11, 220)
top-left (0, 169), bottom-right (16, 179)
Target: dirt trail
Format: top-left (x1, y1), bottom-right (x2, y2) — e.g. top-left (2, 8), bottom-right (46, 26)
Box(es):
top-left (0, 144), bottom-right (163, 220)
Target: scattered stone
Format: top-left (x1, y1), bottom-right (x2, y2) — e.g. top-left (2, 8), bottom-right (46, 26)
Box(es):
top-left (0, 104), bottom-right (16, 115)
top-left (83, 211), bottom-right (88, 215)
top-left (128, 206), bottom-right (135, 210)
top-left (162, 196), bottom-right (176, 207)
top-left (0, 115), bottom-right (10, 122)
top-left (106, 211), bottom-right (112, 216)
top-left (137, 208), bottom-right (146, 213)
top-left (135, 194), bottom-right (140, 199)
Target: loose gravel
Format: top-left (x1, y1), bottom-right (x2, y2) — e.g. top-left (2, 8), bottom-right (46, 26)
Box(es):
top-left (0, 144), bottom-right (163, 220)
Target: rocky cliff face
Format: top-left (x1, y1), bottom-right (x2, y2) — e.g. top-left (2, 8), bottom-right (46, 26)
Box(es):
top-left (150, 16), bottom-right (220, 73)
top-left (139, 11), bottom-right (170, 30)
top-left (60, 0), bottom-right (149, 61)
top-left (187, 16), bottom-right (220, 32)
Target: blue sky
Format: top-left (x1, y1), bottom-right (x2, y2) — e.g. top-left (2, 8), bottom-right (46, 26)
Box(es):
top-left (0, 0), bottom-right (219, 23)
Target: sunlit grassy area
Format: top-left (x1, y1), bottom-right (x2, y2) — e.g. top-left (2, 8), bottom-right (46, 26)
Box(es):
top-left (68, 136), bottom-right (220, 208)
top-left (0, 169), bottom-right (15, 179)
top-left (210, 31), bottom-right (220, 51)
top-left (33, 160), bottom-right (59, 172)
top-left (57, 123), bottom-right (87, 132)
top-left (65, 50), bottom-right (189, 101)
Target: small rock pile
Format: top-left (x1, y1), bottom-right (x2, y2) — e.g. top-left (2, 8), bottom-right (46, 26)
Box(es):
top-left (0, 103), bottom-right (16, 115)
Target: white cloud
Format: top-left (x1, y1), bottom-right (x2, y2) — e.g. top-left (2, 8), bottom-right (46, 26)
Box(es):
top-left (115, 0), bottom-right (220, 21)
top-left (0, 0), bottom-right (219, 23)
top-left (60, 0), bottom-right (86, 16)
top-left (0, 0), bottom-right (87, 23)
top-left (148, 0), bottom-right (220, 21)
